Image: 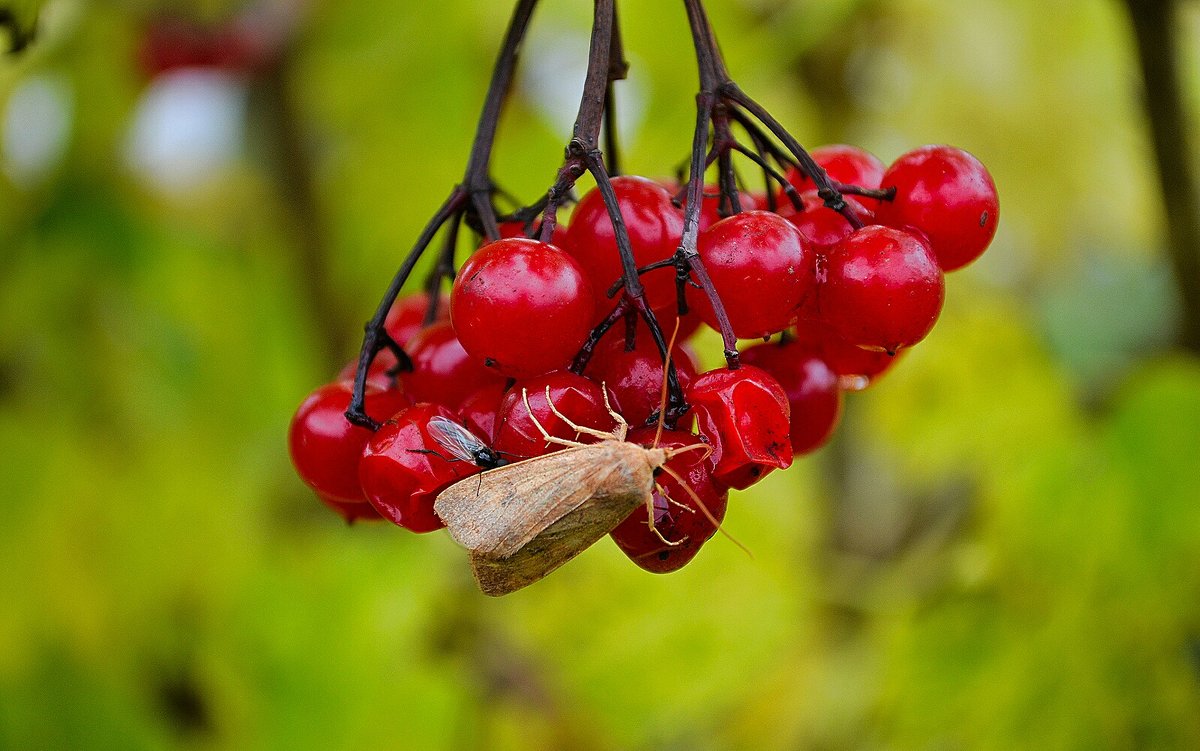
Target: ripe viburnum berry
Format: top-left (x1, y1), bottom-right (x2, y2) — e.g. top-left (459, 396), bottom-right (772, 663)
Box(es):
top-left (358, 403), bottom-right (476, 532)
top-left (568, 175), bottom-right (684, 311)
top-left (687, 365), bottom-right (793, 490)
top-left (585, 336), bottom-right (699, 426)
top-left (791, 321), bottom-right (901, 388)
top-left (694, 210), bottom-right (813, 339)
top-left (781, 144), bottom-right (886, 208)
top-left (451, 238), bottom-right (595, 379)
top-left (457, 382), bottom-right (509, 443)
top-left (495, 219), bottom-right (571, 249)
top-left (288, 381), bottom-right (411, 504)
top-left (821, 226), bottom-right (945, 354)
top-left (385, 292), bottom-right (449, 348)
top-left (610, 428), bottom-right (727, 573)
top-left (777, 190), bottom-right (873, 252)
top-left (741, 340), bottom-right (843, 455)
top-left (493, 371), bottom-right (615, 459)
top-left (315, 491), bottom-right (382, 523)
top-left (401, 321), bottom-right (505, 409)
top-left (875, 145), bottom-right (999, 271)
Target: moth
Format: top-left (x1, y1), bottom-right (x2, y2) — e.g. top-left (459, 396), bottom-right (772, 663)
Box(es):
top-left (434, 386), bottom-right (712, 597)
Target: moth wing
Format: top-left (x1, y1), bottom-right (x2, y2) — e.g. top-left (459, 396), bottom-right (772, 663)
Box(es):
top-left (468, 480), bottom-right (647, 596)
top-left (434, 447), bottom-right (599, 557)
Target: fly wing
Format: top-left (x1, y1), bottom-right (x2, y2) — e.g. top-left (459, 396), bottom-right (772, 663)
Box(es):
top-left (434, 447), bottom-right (600, 558)
top-left (426, 416), bottom-right (484, 465)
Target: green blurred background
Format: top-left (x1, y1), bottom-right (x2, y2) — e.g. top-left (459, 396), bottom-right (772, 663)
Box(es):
top-left (3, 0), bottom-right (1200, 748)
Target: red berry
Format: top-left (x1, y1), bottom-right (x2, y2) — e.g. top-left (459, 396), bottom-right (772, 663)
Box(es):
top-left (496, 219), bottom-right (570, 249)
top-left (778, 190), bottom-right (873, 252)
top-left (288, 381), bottom-right (411, 502)
top-left (315, 492), bottom-right (383, 523)
top-left (821, 226), bottom-right (945, 354)
top-left (568, 176), bottom-right (684, 311)
top-left (493, 371), bottom-right (615, 459)
top-left (687, 366), bottom-right (793, 490)
top-left (691, 187), bottom-right (759, 232)
top-left (457, 381), bottom-right (509, 443)
top-left (451, 238), bottom-right (596, 379)
top-left (791, 321), bottom-right (901, 388)
top-left (385, 292), bottom-right (449, 349)
top-left (781, 145), bottom-right (886, 207)
top-left (610, 428), bottom-right (727, 573)
top-left (358, 403), bottom-right (476, 532)
top-left (694, 211), bottom-right (813, 339)
top-left (585, 337), bottom-right (698, 426)
top-left (337, 349), bottom-right (399, 391)
top-left (741, 341), bottom-right (843, 455)
top-left (875, 145), bottom-right (999, 271)
top-left (401, 321), bottom-right (505, 409)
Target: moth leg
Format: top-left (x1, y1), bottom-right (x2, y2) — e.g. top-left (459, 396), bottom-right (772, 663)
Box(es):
top-left (645, 487), bottom-right (683, 547)
top-left (542, 385), bottom-right (619, 442)
top-left (521, 388), bottom-right (590, 449)
top-left (657, 482), bottom-right (690, 511)
top-left (598, 381), bottom-right (628, 441)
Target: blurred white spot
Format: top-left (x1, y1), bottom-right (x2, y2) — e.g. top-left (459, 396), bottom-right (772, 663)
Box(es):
top-left (125, 68), bottom-right (248, 195)
top-left (519, 33), bottom-right (646, 146)
top-left (3, 73), bottom-right (74, 188)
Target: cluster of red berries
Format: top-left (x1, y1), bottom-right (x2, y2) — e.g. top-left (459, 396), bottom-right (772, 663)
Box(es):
top-left (289, 143), bottom-right (998, 574)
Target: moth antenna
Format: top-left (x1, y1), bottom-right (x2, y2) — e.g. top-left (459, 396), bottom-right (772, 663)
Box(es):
top-left (598, 381), bottom-right (628, 441)
top-left (653, 317), bottom-right (683, 449)
top-left (660, 463), bottom-right (751, 558)
top-left (542, 385), bottom-right (617, 441)
top-left (522, 387), bottom-right (589, 449)
top-left (646, 484), bottom-right (684, 547)
top-left (664, 442), bottom-right (713, 462)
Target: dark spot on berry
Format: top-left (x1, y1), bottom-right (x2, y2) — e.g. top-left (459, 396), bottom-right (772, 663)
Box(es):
top-left (980, 210), bottom-right (988, 227)
top-left (657, 550), bottom-right (671, 561)
top-left (484, 357), bottom-right (496, 367)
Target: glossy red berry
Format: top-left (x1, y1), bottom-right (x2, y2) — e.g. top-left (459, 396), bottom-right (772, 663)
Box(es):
top-left (821, 226), bottom-right (945, 354)
top-left (316, 492), bottom-right (383, 523)
top-left (610, 428), bottom-right (727, 573)
top-left (782, 145), bottom-right (886, 207)
top-left (401, 321), bottom-right (505, 409)
top-left (337, 349), bottom-right (399, 392)
top-left (493, 371), bottom-right (615, 459)
top-left (585, 336), bottom-right (698, 426)
top-left (691, 187), bottom-right (759, 232)
top-left (358, 403), bottom-right (476, 532)
top-left (496, 220), bottom-right (571, 249)
top-left (778, 190), bottom-right (873, 252)
top-left (288, 381), bottom-right (411, 503)
top-left (694, 211), bottom-right (813, 339)
top-left (791, 321), bottom-right (901, 388)
top-left (687, 365), bottom-right (793, 490)
top-left (568, 176), bottom-right (684, 311)
top-left (741, 341), bottom-right (843, 455)
top-left (451, 238), bottom-right (596, 379)
top-left (457, 381), bottom-right (509, 443)
top-left (385, 292), bottom-right (449, 348)
top-left (875, 145), bottom-right (999, 271)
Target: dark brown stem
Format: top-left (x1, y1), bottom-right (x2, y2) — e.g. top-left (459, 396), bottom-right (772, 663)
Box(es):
top-left (424, 212), bottom-right (461, 325)
top-left (1125, 0), bottom-right (1200, 352)
top-left (345, 0), bottom-right (539, 429)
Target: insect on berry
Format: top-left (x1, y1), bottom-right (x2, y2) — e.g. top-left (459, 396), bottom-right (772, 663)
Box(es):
top-left (434, 383), bottom-right (720, 596)
top-left (425, 416), bottom-right (508, 470)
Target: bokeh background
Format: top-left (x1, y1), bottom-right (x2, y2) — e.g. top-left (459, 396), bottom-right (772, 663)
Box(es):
top-left (3, 0), bottom-right (1200, 748)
